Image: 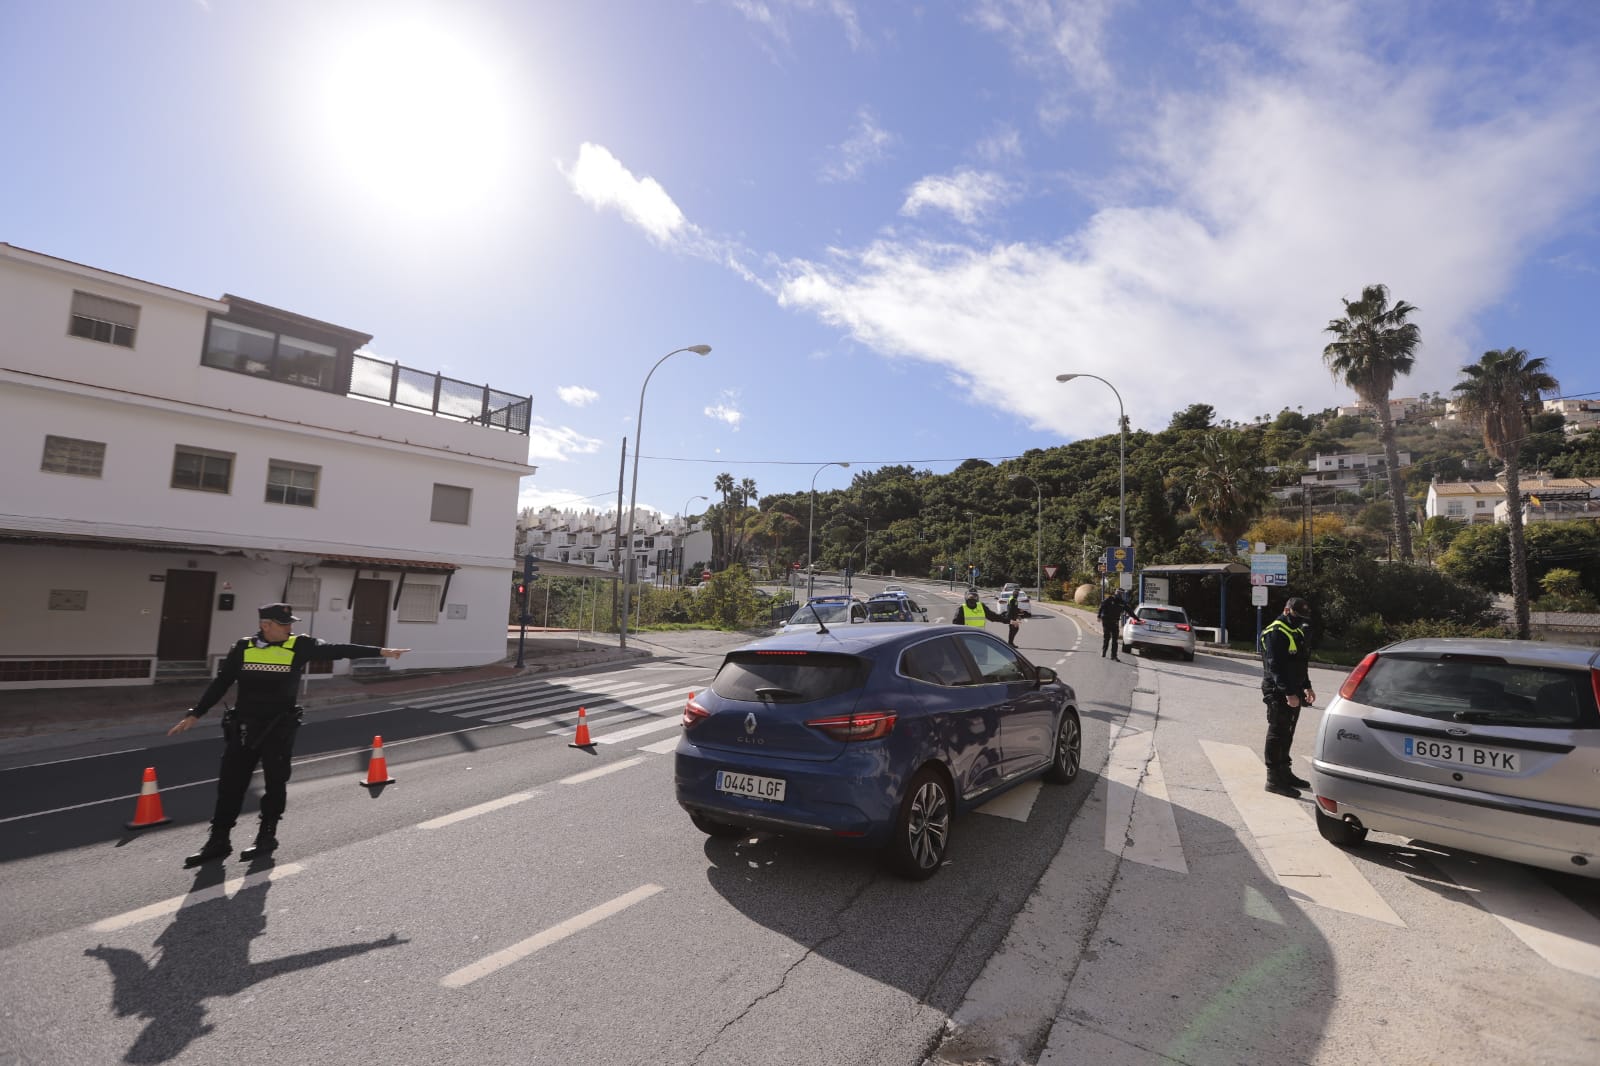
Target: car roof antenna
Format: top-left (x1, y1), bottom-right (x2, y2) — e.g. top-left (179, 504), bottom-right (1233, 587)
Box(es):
top-left (814, 609), bottom-right (830, 635)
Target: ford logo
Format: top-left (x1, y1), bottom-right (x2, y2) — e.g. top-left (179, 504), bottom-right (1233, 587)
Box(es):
top-left (1446, 727), bottom-right (1470, 736)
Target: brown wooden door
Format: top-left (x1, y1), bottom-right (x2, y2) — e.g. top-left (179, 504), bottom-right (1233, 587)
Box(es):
top-left (157, 570), bottom-right (216, 661)
top-left (350, 578), bottom-right (390, 647)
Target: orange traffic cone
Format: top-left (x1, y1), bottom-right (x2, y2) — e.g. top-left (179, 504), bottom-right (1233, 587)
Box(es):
top-left (125, 766), bottom-right (171, 830)
top-left (568, 706), bottom-right (594, 749)
top-left (359, 735), bottom-right (396, 786)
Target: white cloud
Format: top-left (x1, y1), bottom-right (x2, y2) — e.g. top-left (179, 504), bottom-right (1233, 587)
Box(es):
top-left (704, 391), bottom-right (744, 429)
top-left (778, 21), bottom-right (1600, 441)
top-left (727, 0), bottom-right (863, 49)
top-left (821, 108), bottom-right (894, 183)
top-left (561, 142), bottom-right (691, 244)
top-left (976, 126), bottom-right (1023, 163)
top-left (557, 385), bottom-right (599, 407)
top-left (525, 423), bottom-right (604, 462)
top-left (901, 170), bottom-right (1014, 224)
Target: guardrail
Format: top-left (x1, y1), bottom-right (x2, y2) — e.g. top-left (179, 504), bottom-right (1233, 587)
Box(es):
top-left (348, 353), bottom-right (531, 434)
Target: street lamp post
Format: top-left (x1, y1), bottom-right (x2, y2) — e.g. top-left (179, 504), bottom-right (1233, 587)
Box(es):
top-left (678, 494), bottom-right (708, 587)
top-left (1010, 474), bottom-right (1043, 601)
top-left (1057, 373), bottom-right (1126, 552)
top-left (965, 510), bottom-right (976, 588)
top-left (620, 345), bottom-right (711, 648)
top-left (807, 461), bottom-right (850, 599)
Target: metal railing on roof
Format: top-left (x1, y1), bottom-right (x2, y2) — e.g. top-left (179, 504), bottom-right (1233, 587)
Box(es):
top-left (348, 352), bottom-right (531, 434)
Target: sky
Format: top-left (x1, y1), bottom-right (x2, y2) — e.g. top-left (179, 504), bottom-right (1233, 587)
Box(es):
top-left (4, 0), bottom-right (1598, 524)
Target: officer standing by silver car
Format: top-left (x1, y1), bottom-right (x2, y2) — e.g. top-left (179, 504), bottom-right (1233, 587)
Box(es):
top-left (1260, 596), bottom-right (1315, 797)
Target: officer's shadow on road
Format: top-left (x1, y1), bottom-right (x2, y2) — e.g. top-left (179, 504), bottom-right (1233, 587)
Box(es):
top-left (83, 860), bottom-right (406, 1064)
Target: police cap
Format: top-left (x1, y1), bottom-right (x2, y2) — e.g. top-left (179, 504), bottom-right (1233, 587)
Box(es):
top-left (258, 602), bottom-right (300, 623)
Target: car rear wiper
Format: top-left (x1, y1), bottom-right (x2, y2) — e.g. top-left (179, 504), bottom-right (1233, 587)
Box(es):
top-left (754, 686), bottom-right (803, 701)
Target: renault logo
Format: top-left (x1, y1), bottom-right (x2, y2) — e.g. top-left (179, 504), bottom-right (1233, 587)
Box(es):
top-left (744, 713), bottom-right (758, 735)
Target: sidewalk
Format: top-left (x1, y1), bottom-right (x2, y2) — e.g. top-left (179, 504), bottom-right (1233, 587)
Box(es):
top-left (0, 628), bottom-right (669, 745)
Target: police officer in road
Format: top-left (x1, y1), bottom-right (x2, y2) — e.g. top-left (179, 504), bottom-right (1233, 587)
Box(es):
top-left (953, 588), bottom-right (1008, 628)
top-left (1003, 588), bottom-right (1024, 647)
top-left (1260, 596), bottom-right (1315, 797)
top-left (169, 603), bottom-right (410, 866)
top-left (1097, 588), bottom-right (1128, 660)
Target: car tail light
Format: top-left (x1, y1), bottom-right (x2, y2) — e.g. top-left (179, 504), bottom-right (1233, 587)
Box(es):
top-left (682, 694), bottom-right (709, 729)
top-left (1316, 795), bottom-right (1338, 814)
top-left (1339, 653), bottom-right (1380, 700)
top-left (1175, 623), bottom-right (1191, 632)
top-left (805, 711), bottom-right (897, 741)
top-left (1127, 616), bottom-right (1143, 626)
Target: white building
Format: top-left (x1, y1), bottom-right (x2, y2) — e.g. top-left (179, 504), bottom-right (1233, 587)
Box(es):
top-left (1300, 450), bottom-right (1412, 495)
top-left (1544, 397), bottom-right (1600, 435)
top-left (1, 244), bottom-right (535, 689)
top-left (1425, 476), bottom-right (1600, 525)
top-left (517, 506), bottom-right (714, 585)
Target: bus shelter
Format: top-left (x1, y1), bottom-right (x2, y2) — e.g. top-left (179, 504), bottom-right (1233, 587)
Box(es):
top-left (1135, 561), bottom-right (1249, 645)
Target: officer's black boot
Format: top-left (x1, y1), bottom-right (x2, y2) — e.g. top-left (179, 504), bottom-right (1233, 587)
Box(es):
top-left (183, 828), bottom-right (233, 868)
top-left (239, 819), bottom-right (279, 861)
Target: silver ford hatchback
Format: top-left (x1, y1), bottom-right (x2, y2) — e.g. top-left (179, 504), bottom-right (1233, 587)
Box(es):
top-left (1310, 638), bottom-right (1600, 879)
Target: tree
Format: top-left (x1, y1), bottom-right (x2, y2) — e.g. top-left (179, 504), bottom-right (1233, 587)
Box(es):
top-left (712, 472), bottom-right (736, 569)
top-left (1322, 283), bottom-right (1421, 562)
top-left (1450, 347), bottom-right (1560, 638)
top-left (1186, 432), bottom-right (1273, 549)
top-left (1168, 403), bottom-right (1216, 431)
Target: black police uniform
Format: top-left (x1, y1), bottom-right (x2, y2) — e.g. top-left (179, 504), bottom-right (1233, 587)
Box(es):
top-left (1260, 606), bottom-right (1313, 792)
top-left (184, 616), bottom-right (385, 865)
top-left (1097, 592), bottom-right (1127, 659)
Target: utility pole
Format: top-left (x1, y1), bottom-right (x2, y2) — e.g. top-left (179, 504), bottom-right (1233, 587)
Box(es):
top-left (612, 437), bottom-right (626, 631)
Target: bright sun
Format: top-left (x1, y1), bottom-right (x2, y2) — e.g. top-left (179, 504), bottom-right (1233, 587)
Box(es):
top-left (311, 13), bottom-right (519, 218)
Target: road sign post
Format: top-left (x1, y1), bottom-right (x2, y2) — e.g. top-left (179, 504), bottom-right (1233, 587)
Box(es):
top-left (515, 554), bottom-right (539, 669)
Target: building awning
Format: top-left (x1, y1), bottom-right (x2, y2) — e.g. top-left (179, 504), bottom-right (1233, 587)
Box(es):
top-left (1138, 562), bottom-right (1250, 577)
top-left (313, 553), bottom-right (457, 573)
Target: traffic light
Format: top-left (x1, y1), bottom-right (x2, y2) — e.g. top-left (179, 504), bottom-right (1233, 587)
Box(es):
top-left (516, 583), bottom-right (526, 597)
top-left (522, 554), bottom-right (539, 583)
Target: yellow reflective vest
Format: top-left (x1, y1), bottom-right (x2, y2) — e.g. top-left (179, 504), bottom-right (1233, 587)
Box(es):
top-left (961, 602), bottom-right (988, 627)
top-left (242, 634), bottom-right (298, 674)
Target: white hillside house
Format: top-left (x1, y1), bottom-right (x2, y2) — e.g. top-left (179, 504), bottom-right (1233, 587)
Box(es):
top-left (0, 244), bottom-right (536, 689)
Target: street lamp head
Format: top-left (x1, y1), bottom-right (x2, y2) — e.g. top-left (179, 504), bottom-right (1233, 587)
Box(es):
top-left (1055, 373), bottom-right (1078, 382)
top-left (686, 345), bottom-right (712, 356)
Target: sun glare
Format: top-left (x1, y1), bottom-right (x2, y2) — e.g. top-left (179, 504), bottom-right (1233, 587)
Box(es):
top-left (312, 14), bottom-right (519, 219)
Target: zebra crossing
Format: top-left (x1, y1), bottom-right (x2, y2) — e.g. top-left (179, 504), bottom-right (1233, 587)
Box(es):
top-left (397, 666), bottom-right (712, 745)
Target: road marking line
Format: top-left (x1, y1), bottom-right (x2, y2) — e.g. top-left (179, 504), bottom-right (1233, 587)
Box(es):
top-left (560, 757), bottom-right (645, 785)
top-left (440, 883), bottom-right (664, 988)
top-left (1200, 740), bottom-right (1403, 926)
top-left (91, 863), bottom-right (307, 933)
top-left (416, 792), bottom-right (540, 830)
top-left (410, 677), bottom-right (657, 712)
top-left (483, 683), bottom-right (679, 724)
top-left (2, 747), bottom-right (146, 772)
top-left (528, 690), bottom-right (692, 733)
top-left (975, 780), bottom-right (1040, 821)
top-left (640, 736), bottom-right (679, 755)
top-left (1104, 724), bottom-right (1187, 872)
top-left (596, 715), bottom-right (686, 745)
top-left (1433, 855), bottom-right (1600, 979)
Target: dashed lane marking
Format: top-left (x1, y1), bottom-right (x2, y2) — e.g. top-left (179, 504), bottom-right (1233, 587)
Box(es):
top-left (1104, 722), bottom-right (1187, 873)
top-left (560, 757), bottom-right (646, 785)
top-left (440, 883), bottom-right (664, 989)
top-left (91, 863), bottom-right (307, 933)
top-left (1433, 853), bottom-right (1600, 979)
top-left (416, 792), bottom-right (541, 830)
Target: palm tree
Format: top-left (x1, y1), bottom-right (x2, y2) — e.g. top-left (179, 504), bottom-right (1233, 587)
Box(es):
top-left (1186, 432), bottom-right (1274, 549)
top-left (731, 477), bottom-right (759, 565)
top-left (1450, 348), bottom-right (1560, 639)
top-left (1323, 283), bottom-right (1421, 561)
top-left (712, 473), bottom-right (735, 570)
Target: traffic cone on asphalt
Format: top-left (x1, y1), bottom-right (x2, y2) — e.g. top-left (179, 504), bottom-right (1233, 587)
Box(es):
top-left (568, 706), bottom-right (594, 749)
top-left (359, 736), bottom-right (396, 786)
top-left (125, 766), bottom-right (172, 830)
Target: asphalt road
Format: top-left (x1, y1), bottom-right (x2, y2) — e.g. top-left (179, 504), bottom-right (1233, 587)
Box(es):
top-left (1, 579), bottom-right (1595, 1065)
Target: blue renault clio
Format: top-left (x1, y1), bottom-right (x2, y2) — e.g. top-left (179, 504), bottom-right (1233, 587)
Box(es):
top-left (674, 621), bottom-right (1081, 879)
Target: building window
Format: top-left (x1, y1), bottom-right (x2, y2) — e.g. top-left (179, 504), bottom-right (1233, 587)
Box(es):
top-left (266, 460), bottom-right (320, 507)
top-left (1476, 500), bottom-right (1487, 509)
top-left (431, 484), bottom-right (471, 524)
top-left (68, 291), bottom-right (139, 348)
top-left (398, 582), bottom-right (441, 622)
top-left (1446, 501), bottom-right (1465, 517)
top-left (202, 319), bottom-right (338, 390)
top-left (41, 435), bottom-right (106, 477)
top-left (285, 575), bottom-right (321, 613)
top-left (172, 445), bottom-right (234, 493)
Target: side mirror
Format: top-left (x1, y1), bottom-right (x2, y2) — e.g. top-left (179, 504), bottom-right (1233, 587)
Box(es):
top-left (1035, 666), bottom-right (1057, 685)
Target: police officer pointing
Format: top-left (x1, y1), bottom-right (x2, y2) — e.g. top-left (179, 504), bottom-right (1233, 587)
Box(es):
top-left (953, 588), bottom-right (1008, 628)
top-left (169, 602), bottom-right (409, 867)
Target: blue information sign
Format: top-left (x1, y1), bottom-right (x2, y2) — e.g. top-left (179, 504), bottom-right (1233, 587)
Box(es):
top-left (1103, 546), bottom-right (1136, 574)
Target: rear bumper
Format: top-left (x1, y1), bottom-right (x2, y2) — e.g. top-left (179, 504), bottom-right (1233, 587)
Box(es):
top-left (1124, 628), bottom-right (1194, 654)
top-left (1311, 762), bottom-right (1600, 879)
top-left (673, 737), bottom-right (897, 846)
